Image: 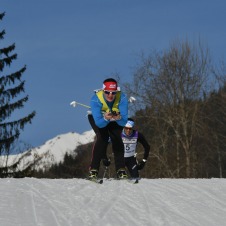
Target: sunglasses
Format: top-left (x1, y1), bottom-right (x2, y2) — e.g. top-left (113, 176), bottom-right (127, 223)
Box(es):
top-left (124, 127), bottom-right (133, 130)
top-left (104, 90), bottom-right (117, 95)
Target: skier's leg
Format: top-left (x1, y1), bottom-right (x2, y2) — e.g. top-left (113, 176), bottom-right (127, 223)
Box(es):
top-left (88, 114), bottom-right (99, 135)
top-left (126, 156), bottom-right (139, 178)
top-left (89, 126), bottom-right (109, 171)
top-left (88, 114), bottom-right (109, 161)
top-left (108, 122), bottom-right (127, 176)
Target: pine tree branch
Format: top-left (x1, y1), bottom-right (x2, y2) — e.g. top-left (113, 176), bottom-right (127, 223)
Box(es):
top-left (0, 43), bottom-right (16, 56)
top-left (0, 12), bottom-right (5, 21)
top-left (0, 54), bottom-right (17, 71)
top-left (0, 66), bottom-right (26, 86)
top-left (0, 29), bottom-right (5, 40)
top-left (0, 111), bottom-right (35, 137)
top-left (0, 81), bottom-right (26, 104)
top-left (0, 96), bottom-right (29, 121)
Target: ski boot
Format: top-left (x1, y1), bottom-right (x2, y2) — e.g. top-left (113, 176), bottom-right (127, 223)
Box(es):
top-left (88, 169), bottom-right (98, 182)
top-left (117, 168), bottom-right (128, 180)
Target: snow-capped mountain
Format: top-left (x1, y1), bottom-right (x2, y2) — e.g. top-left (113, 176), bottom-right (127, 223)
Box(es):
top-left (0, 130), bottom-right (95, 172)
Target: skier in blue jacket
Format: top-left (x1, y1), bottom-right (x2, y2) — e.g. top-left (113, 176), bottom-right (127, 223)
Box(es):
top-left (88, 78), bottom-right (128, 180)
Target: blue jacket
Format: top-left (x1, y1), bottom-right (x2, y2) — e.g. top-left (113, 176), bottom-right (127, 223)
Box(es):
top-left (90, 92), bottom-right (128, 128)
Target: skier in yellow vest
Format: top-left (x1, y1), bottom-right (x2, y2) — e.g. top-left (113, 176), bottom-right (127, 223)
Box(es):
top-left (88, 78), bottom-right (128, 181)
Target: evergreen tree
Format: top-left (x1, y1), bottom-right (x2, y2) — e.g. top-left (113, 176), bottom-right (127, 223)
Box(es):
top-left (0, 12), bottom-right (36, 157)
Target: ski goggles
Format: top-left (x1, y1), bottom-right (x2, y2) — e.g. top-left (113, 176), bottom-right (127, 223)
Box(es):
top-left (104, 90), bottom-right (117, 95)
top-left (124, 127), bottom-right (133, 130)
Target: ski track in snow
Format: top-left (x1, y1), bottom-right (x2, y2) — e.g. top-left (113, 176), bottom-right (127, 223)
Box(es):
top-left (1, 178), bottom-right (226, 226)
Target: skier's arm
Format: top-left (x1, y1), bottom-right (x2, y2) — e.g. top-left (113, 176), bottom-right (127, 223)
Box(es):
top-left (136, 132), bottom-right (150, 170)
top-left (117, 93), bottom-right (128, 127)
top-left (90, 95), bottom-right (109, 128)
top-left (138, 132), bottom-right (150, 160)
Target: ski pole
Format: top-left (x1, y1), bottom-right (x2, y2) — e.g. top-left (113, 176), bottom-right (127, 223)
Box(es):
top-left (99, 166), bottom-right (108, 184)
top-left (70, 96), bottom-right (136, 109)
top-left (70, 101), bottom-right (90, 108)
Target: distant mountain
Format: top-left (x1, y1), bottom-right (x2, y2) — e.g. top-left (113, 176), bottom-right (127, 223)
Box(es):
top-left (0, 130), bottom-right (95, 172)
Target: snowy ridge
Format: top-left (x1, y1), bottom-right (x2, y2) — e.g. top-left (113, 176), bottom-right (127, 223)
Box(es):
top-left (0, 130), bottom-right (95, 171)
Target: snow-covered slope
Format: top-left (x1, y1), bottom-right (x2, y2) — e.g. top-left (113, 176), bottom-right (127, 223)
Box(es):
top-left (0, 130), bottom-right (95, 171)
top-left (0, 178), bottom-right (226, 226)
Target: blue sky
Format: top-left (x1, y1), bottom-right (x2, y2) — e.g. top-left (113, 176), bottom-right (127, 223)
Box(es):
top-left (1, 1), bottom-right (226, 148)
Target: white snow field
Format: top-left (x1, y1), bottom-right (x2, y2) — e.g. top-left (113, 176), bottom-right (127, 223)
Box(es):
top-left (0, 178), bottom-right (226, 226)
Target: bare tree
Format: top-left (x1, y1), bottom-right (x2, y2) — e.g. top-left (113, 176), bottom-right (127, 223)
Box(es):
top-left (124, 39), bottom-right (213, 178)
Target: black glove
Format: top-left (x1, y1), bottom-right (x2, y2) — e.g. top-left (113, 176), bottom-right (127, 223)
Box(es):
top-left (137, 159), bottom-right (147, 170)
top-left (102, 158), bottom-right (111, 167)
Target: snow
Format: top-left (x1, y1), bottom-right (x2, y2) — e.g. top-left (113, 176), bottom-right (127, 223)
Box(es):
top-left (1, 178), bottom-right (226, 226)
top-left (0, 130), bottom-right (95, 171)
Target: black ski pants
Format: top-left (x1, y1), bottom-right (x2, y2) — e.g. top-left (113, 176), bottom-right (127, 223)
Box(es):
top-left (125, 156), bottom-right (140, 178)
top-left (88, 114), bottom-right (125, 172)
